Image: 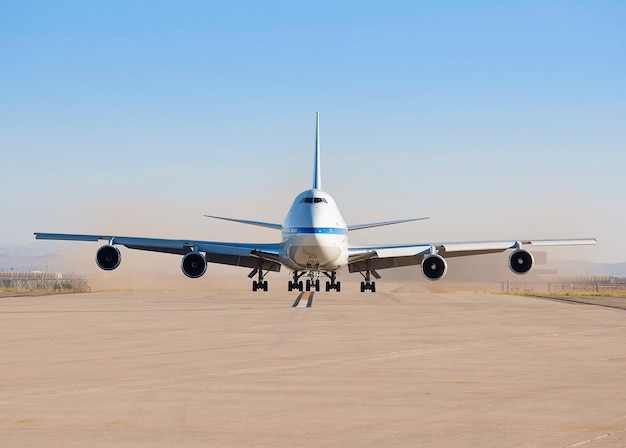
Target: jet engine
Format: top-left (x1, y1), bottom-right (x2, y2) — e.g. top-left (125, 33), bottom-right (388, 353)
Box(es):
top-left (421, 254), bottom-right (447, 280)
top-left (96, 245), bottom-right (121, 271)
top-left (509, 249), bottom-right (534, 274)
top-left (181, 252), bottom-right (207, 278)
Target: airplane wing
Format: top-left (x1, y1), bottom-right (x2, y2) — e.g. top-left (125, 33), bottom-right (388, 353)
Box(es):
top-left (348, 238), bottom-right (598, 273)
top-left (34, 233), bottom-right (282, 272)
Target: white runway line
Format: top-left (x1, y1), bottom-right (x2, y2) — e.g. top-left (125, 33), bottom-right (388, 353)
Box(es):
top-left (292, 291), bottom-right (314, 308)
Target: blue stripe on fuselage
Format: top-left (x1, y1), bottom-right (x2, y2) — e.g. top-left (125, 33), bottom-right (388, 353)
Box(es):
top-left (283, 227), bottom-right (348, 236)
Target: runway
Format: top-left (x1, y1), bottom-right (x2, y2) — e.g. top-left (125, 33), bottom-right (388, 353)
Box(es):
top-left (1, 286), bottom-right (625, 447)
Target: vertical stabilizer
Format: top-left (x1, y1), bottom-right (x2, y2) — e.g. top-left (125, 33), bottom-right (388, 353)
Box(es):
top-left (313, 111), bottom-right (321, 190)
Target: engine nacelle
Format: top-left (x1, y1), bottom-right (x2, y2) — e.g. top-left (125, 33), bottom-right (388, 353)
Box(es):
top-left (509, 249), bottom-right (534, 274)
top-left (181, 252), bottom-right (207, 278)
top-left (421, 254), bottom-right (447, 280)
top-left (96, 245), bottom-right (121, 271)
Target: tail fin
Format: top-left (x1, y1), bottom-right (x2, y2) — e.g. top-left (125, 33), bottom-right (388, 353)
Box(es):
top-left (313, 111), bottom-right (321, 190)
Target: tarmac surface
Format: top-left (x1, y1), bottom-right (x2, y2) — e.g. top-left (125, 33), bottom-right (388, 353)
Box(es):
top-left (1, 285), bottom-right (626, 447)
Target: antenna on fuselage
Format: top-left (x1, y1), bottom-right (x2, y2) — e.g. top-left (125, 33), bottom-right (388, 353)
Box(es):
top-left (313, 111), bottom-right (321, 190)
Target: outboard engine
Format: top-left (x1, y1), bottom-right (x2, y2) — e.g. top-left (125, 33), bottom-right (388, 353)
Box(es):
top-left (421, 254), bottom-right (447, 280)
top-left (181, 252), bottom-right (207, 278)
top-left (96, 245), bottom-right (121, 271)
top-left (509, 249), bottom-right (534, 274)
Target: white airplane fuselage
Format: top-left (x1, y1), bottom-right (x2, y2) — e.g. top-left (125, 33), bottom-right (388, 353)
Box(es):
top-left (280, 189), bottom-right (348, 271)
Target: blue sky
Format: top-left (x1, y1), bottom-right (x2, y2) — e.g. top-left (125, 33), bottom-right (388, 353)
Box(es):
top-left (1, 1), bottom-right (624, 265)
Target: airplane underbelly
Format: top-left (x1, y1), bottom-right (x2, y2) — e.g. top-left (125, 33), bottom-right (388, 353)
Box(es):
top-left (281, 234), bottom-right (347, 270)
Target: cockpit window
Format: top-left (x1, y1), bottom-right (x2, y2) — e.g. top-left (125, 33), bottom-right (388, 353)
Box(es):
top-left (300, 197), bottom-right (327, 204)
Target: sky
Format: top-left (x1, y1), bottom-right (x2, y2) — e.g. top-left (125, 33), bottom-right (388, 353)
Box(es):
top-left (1, 0), bottom-right (625, 267)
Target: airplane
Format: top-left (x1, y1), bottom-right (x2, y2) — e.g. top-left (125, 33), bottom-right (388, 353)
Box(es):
top-left (35, 113), bottom-right (597, 293)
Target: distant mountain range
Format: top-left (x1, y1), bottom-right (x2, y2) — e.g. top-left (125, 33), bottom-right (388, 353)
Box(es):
top-left (0, 243), bottom-right (65, 272)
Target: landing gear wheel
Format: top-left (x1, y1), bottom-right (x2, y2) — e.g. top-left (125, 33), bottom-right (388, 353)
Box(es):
top-left (306, 280), bottom-right (311, 291)
top-left (289, 272), bottom-right (306, 292)
top-left (251, 264), bottom-right (269, 292)
top-left (323, 272), bottom-right (341, 292)
top-left (359, 260), bottom-right (378, 293)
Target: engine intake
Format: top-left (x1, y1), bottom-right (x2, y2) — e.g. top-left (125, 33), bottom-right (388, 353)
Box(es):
top-left (421, 254), bottom-right (447, 280)
top-left (96, 245), bottom-right (121, 271)
top-left (509, 249), bottom-right (534, 274)
top-left (181, 252), bottom-right (207, 278)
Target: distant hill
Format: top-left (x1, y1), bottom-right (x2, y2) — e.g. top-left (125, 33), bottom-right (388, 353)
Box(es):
top-left (0, 243), bottom-right (64, 272)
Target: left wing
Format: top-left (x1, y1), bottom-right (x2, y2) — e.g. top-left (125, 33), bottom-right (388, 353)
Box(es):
top-left (348, 238), bottom-right (598, 273)
top-left (34, 233), bottom-right (282, 272)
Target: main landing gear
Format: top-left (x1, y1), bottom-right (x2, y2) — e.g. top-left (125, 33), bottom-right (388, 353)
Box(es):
top-left (324, 271), bottom-right (341, 292)
top-left (249, 267), bottom-right (269, 292)
top-left (289, 272), bottom-right (321, 291)
top-left (288, 271), bottom-right (341, 292)
top-left (359, 260), bottom-right (379, 293)
top-left (288, 271), bottom-right (305, 292)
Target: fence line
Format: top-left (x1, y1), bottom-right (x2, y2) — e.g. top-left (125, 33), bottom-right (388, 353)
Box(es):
top-left (502, 280), bottom-right (626, 294)
top-left (0, 272), bottom-right (90, 292)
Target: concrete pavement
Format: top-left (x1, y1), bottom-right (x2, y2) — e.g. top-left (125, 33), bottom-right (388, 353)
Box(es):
top-left (1, 286), bottom-right (625, 447)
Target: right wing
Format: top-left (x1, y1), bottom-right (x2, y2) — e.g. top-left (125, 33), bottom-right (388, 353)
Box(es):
top-left (34, 233), bottom-right (283, 272)
top-left (348, 238), bottom-right (598, 273)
